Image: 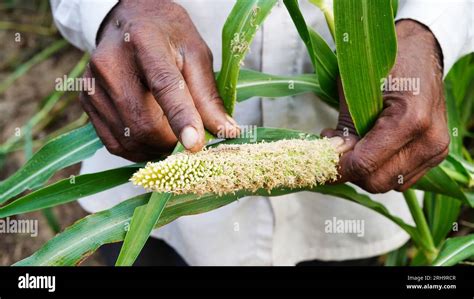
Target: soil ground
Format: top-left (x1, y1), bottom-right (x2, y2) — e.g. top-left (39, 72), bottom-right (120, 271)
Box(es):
top-left (0, 0), bottom-right (105, 266)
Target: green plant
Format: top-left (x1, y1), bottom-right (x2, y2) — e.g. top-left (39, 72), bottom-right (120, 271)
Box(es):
top-left (1, 0), bottom-right (473, 266)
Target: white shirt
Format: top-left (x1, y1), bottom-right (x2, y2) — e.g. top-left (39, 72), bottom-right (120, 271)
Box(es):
top-left (51, 0), bottom-right (473, 266)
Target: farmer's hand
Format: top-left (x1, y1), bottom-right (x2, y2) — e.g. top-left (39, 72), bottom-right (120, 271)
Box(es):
top-left (80, 0), bottom-right (238, 162)
top-left (322, 19), bottom-right (449, 193)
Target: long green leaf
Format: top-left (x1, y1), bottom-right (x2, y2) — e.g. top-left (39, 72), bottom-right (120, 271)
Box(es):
top-left (415, 163), bottom-right (474, 207)
top-left (217, 0), bottom-right (277, 114)
top-left (236, 69), bottom-right (330, 104)
top-left (432, 235), bottom-right (474, 266)
top-left (15, 183), bottom-right (416, 266)
top-left (0, 166), bottom-right (139, 218)
top-left (284, 0), bottom-right (338, 104)
top-left (334, 0), bottom-right (397, 135)
top-left (423, 193), bottom-right (461, 247)
top-left (0, 123), bottom-right (102, 203)
top-left (115, 192), bottom-right (171, 266)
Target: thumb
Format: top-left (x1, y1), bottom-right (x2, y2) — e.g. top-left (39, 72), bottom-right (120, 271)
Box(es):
top-left (321, 78), bottom-right (359, 153)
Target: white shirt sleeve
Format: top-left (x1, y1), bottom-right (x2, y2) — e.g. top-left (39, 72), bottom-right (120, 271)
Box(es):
top-left (50, 0), bottom-right (118, 52)
top-left (396, 0), bottom-right (474, 77)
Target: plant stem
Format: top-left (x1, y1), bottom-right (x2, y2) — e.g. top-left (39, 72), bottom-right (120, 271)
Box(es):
top-left (42, 207), bottom-right (61, 234)
top-left (403, 189), bottom-right (438, 262)
top-left (309, 0), bottom-right (335, 39)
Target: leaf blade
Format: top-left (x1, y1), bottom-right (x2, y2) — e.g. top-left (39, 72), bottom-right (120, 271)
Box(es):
top-left (217, 0), bottom-right (278, 114)
top-left (0, 123), bottom-right (102, 203)
top-left (432, 235), bottom-right (474, 266)
top-left (334, 0), bottom-right (397, 135)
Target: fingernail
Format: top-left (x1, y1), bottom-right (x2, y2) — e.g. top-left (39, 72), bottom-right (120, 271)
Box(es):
top-left (328, 136), bottom-right (344, 148)
top-left (181, 126), bottom-right (199, 149)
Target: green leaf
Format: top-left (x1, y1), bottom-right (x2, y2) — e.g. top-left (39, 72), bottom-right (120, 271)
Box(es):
top-left (415, 163), bottom-right (474, 207)
top-left (16, 183), bottom-right (417, 266)
top-left (112, 139), bottom-right (186, 266)
top-left (423, 192), bottom-right (461, 247)
top-left (0, 123), bottom-right (102, 204)
top-left (115, 192), bottom-right (171, 266)
top-left (385, 243), bottom-right (408, 266)
top-left (432, 234), bottom-right (474, 266)
top-left (307, 0), bottom-right (335, 38)
top-left (236, 69), bottom-right (334, 106)
top-left (284, 0), bottom-right (339, 104)
top-left (0, 166), bottom-right (139, 218)
top-left (334, 0), bottom-right (397, 135)
top-left (217, 0), bottom-right (278, 114)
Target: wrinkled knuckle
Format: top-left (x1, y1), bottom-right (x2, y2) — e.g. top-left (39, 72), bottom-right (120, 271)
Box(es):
top-left (384, 96), bottom-right (409, 116)
top-left (349, 154), bottom-right (378, 178)
top-left (90, 51), bottom-right (109, 72)
top-left (427, 131), bottom-right (450, 158)
top-left (149, 69), bottom-right (181, 98)
top-left (410, 109), bottom-right (431, 133)
top-left (133, 119), bottom-right (159, 141)
top-left (165, 104), bottom-right (188, 126)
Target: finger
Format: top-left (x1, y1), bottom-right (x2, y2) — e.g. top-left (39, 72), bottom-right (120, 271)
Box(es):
top-left (82, 68), bottom-right (123, 136)
top-left (134, 46), bottom-right (205, 152)
top-left (89, 52), bottom-right (178, 154)
top-left (88, 81), bottom-right (169, 158)
top-left (395, 148), bottom-right (449, 192)
top-left (338, 94), bottom-right (433, 182)
top-left (79, 92), bottom-right (149, 162)
top-left (182, 44), bottom-right (239, 138)
top-left (355, 135), bottom-right (448, 193)
top-left (321, 128), bottom-right (359, 154)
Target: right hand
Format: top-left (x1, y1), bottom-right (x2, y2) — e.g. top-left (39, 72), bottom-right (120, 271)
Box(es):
top-left (80, 0), bottom-right (238, 162)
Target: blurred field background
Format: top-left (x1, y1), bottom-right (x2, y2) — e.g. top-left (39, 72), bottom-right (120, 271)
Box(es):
top-left (0, 0), bottom-right (104, 265)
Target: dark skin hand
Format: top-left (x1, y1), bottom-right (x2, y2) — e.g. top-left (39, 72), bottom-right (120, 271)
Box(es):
top-left (80, 1), bottom-right (449, 194)
top-left (79, 0), bottom-right (238, 162)
top-left (322, 19), bottom-right (450, 193)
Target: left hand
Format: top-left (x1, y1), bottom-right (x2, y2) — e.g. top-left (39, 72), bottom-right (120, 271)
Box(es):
top-left (322, 19), bottom-right (450, 193)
